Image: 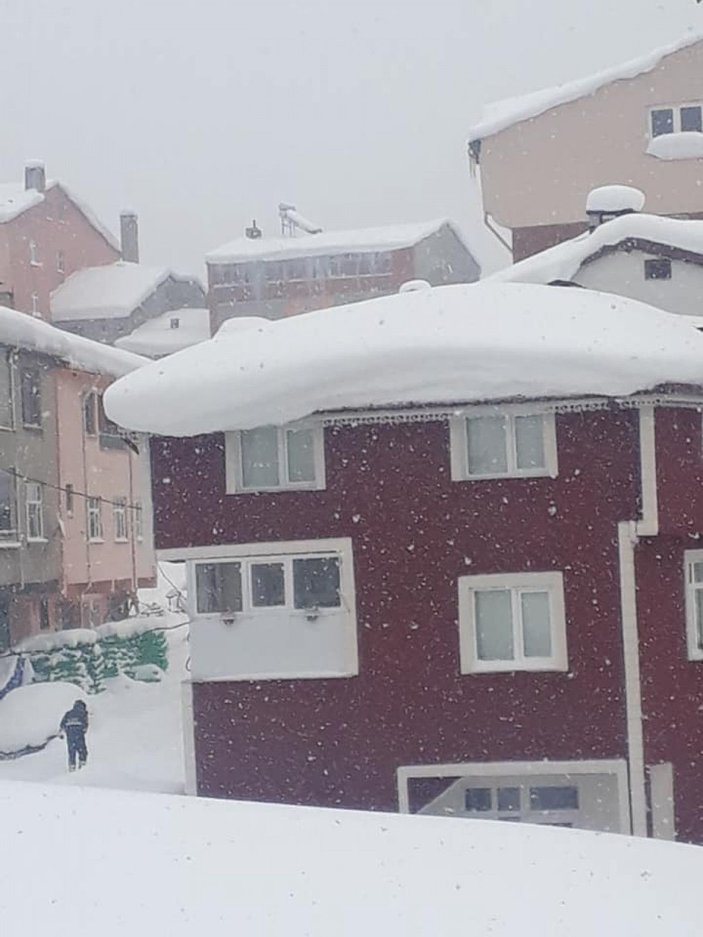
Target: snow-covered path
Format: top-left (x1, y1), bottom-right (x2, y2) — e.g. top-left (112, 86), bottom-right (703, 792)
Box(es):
top-left (0, 622), bottom-right (189, 793)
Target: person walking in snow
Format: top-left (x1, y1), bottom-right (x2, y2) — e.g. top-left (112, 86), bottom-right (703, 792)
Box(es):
top-left (60, 700), bottom-right (89, 771)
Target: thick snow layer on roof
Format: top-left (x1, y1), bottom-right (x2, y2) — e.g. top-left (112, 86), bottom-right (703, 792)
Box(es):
top-left (115, 307), bottom-right (210, 357)
top-left (3, 780), bottom-right (702, 937)
top-left (0, 305), bottom-right (146, 377)
top-left (489, 214), bottom-right (703, 287)
top-left (51, 261), bottom-right (174, 322)
top-left (104, 282), bottom-right (703, 437)
top-left (468, 31), bottom-right (703, 141)
top-left (207, 218), bottom-right (464, 263)
top-left (586, 185), bottom-right (645, 213)
top-left (647, 131), bottom-right (703, 160)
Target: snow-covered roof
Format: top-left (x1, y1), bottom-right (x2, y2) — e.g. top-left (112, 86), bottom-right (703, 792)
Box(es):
top-left (0, 180), bottom-right (119, 250)
top-left (115, 307), bottom-right (210, 357)
top-left (51, 262), bottom-right (178, 322)
top-left (0, 305), bottom-right (146, 377)
top-left (3, 780), bottom-right (702, 937)
top-left (207, 218), bottom-right (465, 263)
top-left (488, 214), bottom-right (703, 287)
top-left (468, 31), bottom-right (703, 142)
top-left (104, 282), bottom-right (703, 437)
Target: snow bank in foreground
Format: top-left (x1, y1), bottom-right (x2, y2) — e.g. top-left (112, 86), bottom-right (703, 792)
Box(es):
top-left (104, 282), bottom-right (703, 436)
top-left (0, 683), bottom-right (86, 754)
top-left (2, 780), bottom-right (702, 937)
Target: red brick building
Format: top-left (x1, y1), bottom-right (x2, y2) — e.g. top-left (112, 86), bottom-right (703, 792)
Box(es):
top-left (105, 282), bottom-right (703, 843)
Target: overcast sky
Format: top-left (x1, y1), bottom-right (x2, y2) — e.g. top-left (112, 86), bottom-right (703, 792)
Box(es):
top-left (1, 0), bottom-right (701, 275)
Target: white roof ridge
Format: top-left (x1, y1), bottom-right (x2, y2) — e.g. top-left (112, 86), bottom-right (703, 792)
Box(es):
top-left (468, 30), bottom-right (703, 142)
top-left (206, 218), bottom-right (465, 263)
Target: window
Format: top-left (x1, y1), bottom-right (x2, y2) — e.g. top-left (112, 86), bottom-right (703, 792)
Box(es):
top-left (98, 395), bottom-right (125, 449)
top-left (0, 351), bottom-right (13, 429)
top-left (450, 411), bottom-right (557, 480)
top-left (683, 552), bottom-right (703, 659)
top-left (20, 366), bottom-right (42, 427)
top-left (83, 391), bottom-right (97, 435)
top-left (650, 104), bottom-right (703, 137)
top-left (169, 317), bottom-right (180, 330)
top-left (462, 782), bottom-right (579, 826)
top-left (644, 258), bottom-right (672, 281)
top-left (193, 552), bottom-right (342, 617)
top-left (30, 293), bottom-right (40, 317)
top-left (226, 425), bottom-right (325, 493)
top-left (113, 497), bottom-right (128, 541)
top-left (87, 497), bottom-right (103, 541)
top-left (25, 482), bottom-right (44, 540)
top-left (458, 571), bottom-right (567, 673)
top-left (65, 484), bottom-right (74, 515)
top-left (134, 500), bottom-right (144, 541)
top-left (39, 597), bottom-right (50, 631)
top-left (29, 239), bottom-right (40, 266)
top-left (0, 469), bottom-right (17, 540)
top-left (56, 251), bottom-right (65, 275)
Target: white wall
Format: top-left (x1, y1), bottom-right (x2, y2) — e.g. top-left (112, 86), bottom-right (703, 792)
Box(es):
top-left (575, 250), bottom-right (703, 318)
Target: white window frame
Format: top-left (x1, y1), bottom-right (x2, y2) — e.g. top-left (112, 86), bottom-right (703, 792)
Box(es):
top-left (649, 102), bottom-right (703, 138)
top-left (134, 500), bottom-right (144, 541)
top-left (0, 350), bottom-right (14, 430)
top-left (683, 549), bottom-right (703, 660)
top-left (87, 497), bottom-right (103, 542)
top-left (25, 481), bottom-right (44, 541)
top-left (449, 409), bottom-right (558, 481)
top-left (191, 549), bottom-right (343, 619)
top-left (225, 424), bottom-right (326, 494)
top-left (56, 250), bottom-right (65, 275)
top-left (113, 497), bottom-right (128, 542)
top-left (0, 468), bottom-right (19, 545)
top-left (29, 239), bottom-right (40, 266)
top-left (396, 759), bottom-right (631, 833)
top-left (458, 570), bottom-right (568, 673)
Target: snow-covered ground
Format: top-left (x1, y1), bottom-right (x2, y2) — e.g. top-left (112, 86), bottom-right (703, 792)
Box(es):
top-left (3, 779), bottom-right (703, 937)
top-left (0, 564), bottom-right (189, 793)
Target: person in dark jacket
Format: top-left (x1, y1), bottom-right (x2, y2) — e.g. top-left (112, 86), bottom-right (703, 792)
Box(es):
top-left (60, 700), bottom-right (89, 771)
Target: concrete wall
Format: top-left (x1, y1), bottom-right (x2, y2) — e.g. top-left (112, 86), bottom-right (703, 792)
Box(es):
top-left (478, 41), bottom-right (703, 231)
top-left (574, 249), bottom-right (703, 317)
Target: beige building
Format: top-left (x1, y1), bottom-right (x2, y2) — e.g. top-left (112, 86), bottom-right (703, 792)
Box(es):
top-left (468, 33), bottom-right (703, 260)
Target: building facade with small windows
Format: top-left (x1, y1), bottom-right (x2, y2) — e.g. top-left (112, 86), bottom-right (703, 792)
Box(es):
top-left (105, 281), bottom-right (703, 844)
top-left (206, 219), bottom-right (480, 333)
top-left (0, 306), bottom-right (155, 646)
top-left (468, 33), bottom-right (703, 260)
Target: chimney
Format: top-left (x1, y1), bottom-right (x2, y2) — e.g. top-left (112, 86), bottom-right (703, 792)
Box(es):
top-left (24, 160), bottom-right (46, 193)
top-left (586, 184), bottom-right (645, 230)
top-left (245, 220), bottom-right (262, 240)
top-left (120, 210), bottom-right (139, 263)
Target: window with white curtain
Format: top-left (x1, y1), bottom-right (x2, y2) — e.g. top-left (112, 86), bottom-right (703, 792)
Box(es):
top-left (226, 425), bottom-right (325, 492)
top-left (450, 411), bottom-right (557, 480)
top-left (25, 482), bottom-right (44, 540)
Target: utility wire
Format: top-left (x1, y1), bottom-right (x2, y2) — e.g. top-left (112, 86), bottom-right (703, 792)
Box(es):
top-left (0, 465), bottom-right (144, 512)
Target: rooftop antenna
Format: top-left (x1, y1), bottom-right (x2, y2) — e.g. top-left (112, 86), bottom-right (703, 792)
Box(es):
top-left (278, 202), bottom-right (322, 237)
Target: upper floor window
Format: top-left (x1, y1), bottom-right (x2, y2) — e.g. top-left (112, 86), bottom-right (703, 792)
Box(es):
top-left (644, 258), bottom-right (672, 281)
top-left (133, 500), bottom-right (144, 541)
top-left (56, 251), bottom-right (65, 275)
top-left (0, 469), bottom-right (17, 541)
top-left (87, 497), bottom-right (103, 541)
top-left (684, 552), bottom-right (703, 660)
top-left (30, 293), bottom-right (40, 317)
top-left (450, 411), bottom-right (557, 481)
top-left (83, 391), bottom-right (98, 436)
top-left (98, 395), bottom-right (125, 450)
top-left (458, 571), bottom-right (568, 673)
top-left (20, 366), bottom-right (42, 428)
top-left (225, 425), bottom-right (325, 493)
top-left (0, 351), bottom-right (14, 430)
top-left (25, 482), bottom-right (44, 541)
top-left (650, 104), bottom-right (702, 137)
top-left (169, 317), bottom-right (180, 330)
top-left (29, 240), bottom-right (40, 266)
top-left (113, 497), bottom-right (128, 541)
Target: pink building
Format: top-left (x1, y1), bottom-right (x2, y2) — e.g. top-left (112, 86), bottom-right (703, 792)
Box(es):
top-left (106, 282), bottom-right (703, 844)
top-left (0, 162), bottom-right (120, 318)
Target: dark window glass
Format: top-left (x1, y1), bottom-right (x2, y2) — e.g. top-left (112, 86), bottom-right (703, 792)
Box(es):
top-left (681, 106), bottom-right (702, 133)
top-left (529, 786), bottom-right (579, 811)
top-left (0, 469), bottom-right (16, 535)
top-left (83, 392), bottom-right (97, 435)
top-left (195, 562), bottom-right (242, 614)
top-left (0, 351), bottom-right (13, 428)
top-left (651, 108), bottom-right (674, 136)
top-left (464, 788), bottom-right (492, 812)
top-left (644, 258), bottom-right (672, 280)
top-left (20, 367), bottom-right (41, 427)
top-left (293, 556), bottom-right (341, 609)
top-left (40, 598), bottom-right (50, 631)
top-left (98, 395), bottom-right (125, 449)
top-left (65, 484), bottom-right (74, 514)
top-left (251, 562), bottom-right (285, 607)
top-left (497, 787), bottom-right (521, 812)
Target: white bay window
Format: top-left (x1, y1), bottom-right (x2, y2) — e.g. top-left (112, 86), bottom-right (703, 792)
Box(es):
top-left (226, 425), bottom-right (325, 493)
top-left (450, 410), bottom-right (557, 481)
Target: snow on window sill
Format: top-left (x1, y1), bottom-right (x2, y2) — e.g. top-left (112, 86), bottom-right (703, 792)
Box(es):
top-left (26, 537), bottom-right (48, 544)
top-left (647, 131), bottom-right (703, 161)
top-left (0, 539), bottom-right (21, 548)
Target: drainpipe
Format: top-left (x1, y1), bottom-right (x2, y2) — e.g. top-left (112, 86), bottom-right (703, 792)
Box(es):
top-left (618, 404), bottom-right (657, 837)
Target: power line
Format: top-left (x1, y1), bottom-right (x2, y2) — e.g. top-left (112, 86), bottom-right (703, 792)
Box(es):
top-left (0, 465), bottom-right (144, 512)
